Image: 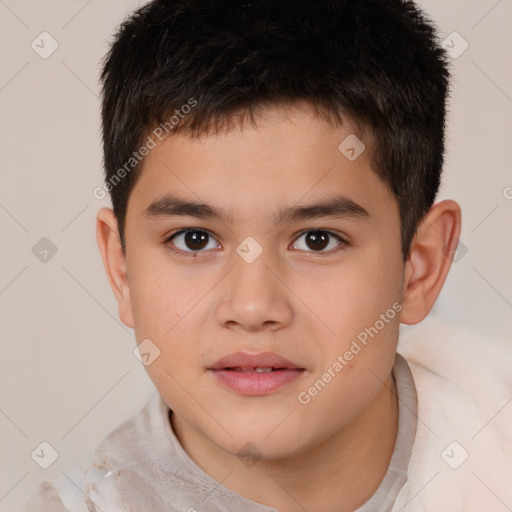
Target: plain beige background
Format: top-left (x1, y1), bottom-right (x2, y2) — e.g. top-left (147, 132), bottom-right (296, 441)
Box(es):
top-left (0, 1), bottom-right (511, 509)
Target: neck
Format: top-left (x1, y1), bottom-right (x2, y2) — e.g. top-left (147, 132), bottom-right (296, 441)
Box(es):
top-left (171, 374), bottom-right (398, 512)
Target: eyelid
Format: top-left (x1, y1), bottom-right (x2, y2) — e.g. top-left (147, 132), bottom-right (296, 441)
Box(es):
top-left (293, 228), bottom-right (348, 244)
top-left (165, 227), bottom-right (216, 242)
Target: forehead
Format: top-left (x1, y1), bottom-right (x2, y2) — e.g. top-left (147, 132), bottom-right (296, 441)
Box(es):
top-left (127, 104), bottom-right (396, 228)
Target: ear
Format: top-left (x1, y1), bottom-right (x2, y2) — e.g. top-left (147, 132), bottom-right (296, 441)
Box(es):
top-left (96, 207), bottom-right (134, 328)
top-left (400, 200), bottom-right (462, 325)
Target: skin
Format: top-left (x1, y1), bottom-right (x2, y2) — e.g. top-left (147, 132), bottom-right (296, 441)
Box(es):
top-left (97, 103), bottom-right (461, 512)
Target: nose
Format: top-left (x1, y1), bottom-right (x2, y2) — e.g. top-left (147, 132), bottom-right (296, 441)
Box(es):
top-left (215, 245), bottom-right (293, 333)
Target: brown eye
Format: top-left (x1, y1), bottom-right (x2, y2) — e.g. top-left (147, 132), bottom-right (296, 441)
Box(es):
top-left (291, 230), bottom-right (346, 253)
top-left (168, 229), bottom-right (220, 254)
top-left (183, 230), bottom-right (209, 250)
top-left (305, 231), bottom-right (329, 251)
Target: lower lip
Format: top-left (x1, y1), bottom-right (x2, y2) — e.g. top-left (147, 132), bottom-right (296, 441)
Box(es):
top-left (209, 369), bottom-right (305, 395)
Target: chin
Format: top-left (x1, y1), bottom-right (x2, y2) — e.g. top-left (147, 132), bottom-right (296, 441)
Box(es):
top-left (224, 436), bottom-right (302, 462)
top-left (209, 419), bottom-right (314, 462)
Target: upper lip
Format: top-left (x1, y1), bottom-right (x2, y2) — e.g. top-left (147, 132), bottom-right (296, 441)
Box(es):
top-left (208, 351), bottom-right (304, 370)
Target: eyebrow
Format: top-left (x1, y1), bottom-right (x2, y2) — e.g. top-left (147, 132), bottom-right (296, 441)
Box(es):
top-left (142, 193), bottom-right (370, 225)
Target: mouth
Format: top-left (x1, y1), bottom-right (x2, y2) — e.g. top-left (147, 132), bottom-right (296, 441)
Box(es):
top-left (208, 352), bottom-right (306, 395)
top-left (221, 366), bottom-right (295, 372)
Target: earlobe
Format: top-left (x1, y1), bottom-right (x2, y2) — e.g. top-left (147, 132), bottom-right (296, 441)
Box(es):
top-left (400, 200), bottom-right (462, 325)
top-left (96, 207), bottom-right (135, 328)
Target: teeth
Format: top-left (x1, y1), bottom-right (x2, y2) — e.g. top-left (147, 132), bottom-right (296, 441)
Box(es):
top-left (229, 367), bottom-right (274, 372)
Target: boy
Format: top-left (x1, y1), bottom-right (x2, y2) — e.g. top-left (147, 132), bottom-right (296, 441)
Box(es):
top-left (23, 0), bottom-right (512, 511)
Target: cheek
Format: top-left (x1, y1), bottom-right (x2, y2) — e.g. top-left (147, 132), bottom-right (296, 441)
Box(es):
top-left (317, 250), bottom-right (402, 329)
top-left (127, 259), bottom-right (209, 375)
top-left (128, 254), bottom-right (200, 339)
top-left (300, 246), bottom-right (403, 382)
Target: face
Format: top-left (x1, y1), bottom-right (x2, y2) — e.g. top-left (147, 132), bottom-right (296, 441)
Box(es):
top-left (121, 104), bottom-right (405, 460)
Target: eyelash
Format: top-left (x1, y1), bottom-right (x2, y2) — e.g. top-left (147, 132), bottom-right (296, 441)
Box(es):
top-left (164, 228), bottom-right (348, 259)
